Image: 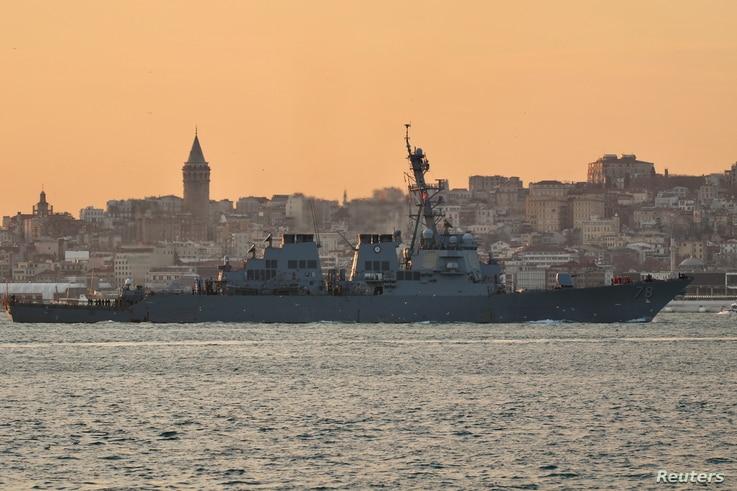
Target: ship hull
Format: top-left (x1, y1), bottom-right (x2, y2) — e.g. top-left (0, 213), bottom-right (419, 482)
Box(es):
top-left (7, 278), bottom-right (689, 324)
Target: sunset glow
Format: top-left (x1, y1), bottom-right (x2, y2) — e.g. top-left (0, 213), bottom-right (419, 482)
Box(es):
top-left (2, 0), bottom-right (736, 217)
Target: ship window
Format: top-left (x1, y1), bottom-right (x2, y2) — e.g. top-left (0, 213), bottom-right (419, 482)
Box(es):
top-left (381, 261), bottom-right (390, 271)
top-left (365, 261), bottom-right (372, 271)
top-left (288, 260), bottom-right (297, 269)
top-left (307, 260), bottom-right (317, 269)
top-left (373, 261), bottom-right (381, 272)
top-left (266, 260), bottom-right (277, 268)
top-left (414, 272), bottom-right (421, 280)
top-left (299, 260), bottom-right (306, 269)
top-left (397, 271), bottom-right (405, 280)
top-left (247, 270), bottom-right (254, 280)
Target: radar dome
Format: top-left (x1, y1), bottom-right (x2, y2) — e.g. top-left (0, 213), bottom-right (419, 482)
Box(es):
top-left (462, 233), bottom-right (474, 245)
top-left (422, 228), bottom-right (434, 240)
top-left (449, 236), bottom-right (458, 245)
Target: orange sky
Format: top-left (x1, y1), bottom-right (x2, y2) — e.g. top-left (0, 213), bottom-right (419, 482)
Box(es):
top-left (1, 0), bottom-right (736, 218)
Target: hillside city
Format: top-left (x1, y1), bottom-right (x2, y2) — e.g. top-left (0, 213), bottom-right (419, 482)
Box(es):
top-left (3, 132), bottom-right (737, 300)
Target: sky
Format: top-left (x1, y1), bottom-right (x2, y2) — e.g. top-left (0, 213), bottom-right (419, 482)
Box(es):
top-left (1, 0), bottom-right (736, 218)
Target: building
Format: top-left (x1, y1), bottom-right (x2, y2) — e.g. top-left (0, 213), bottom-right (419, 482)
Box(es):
top-left (79, 206), bottom-right (104, 223)
top-left (698, 184), bottom-right (718, 205)
top-left (113, 245), bottom-right (176, 287)
top-left (468, 175), bottom-right (523, 192)
top-left (525, 181), bottom-right (573, 233)
top-left (528, 181), bottom-right (572, 199)
top-left (12, 261), bottom-right (54, 282)
top-left (182, 130), bottom-right (211, 240)
top-left (587, 154), bottom-right (655, 188)
top-left (571, 194), bottom-right (605, 229)
top-left (673, 239), bottom-right (707, 263)
top-left (145, 265), bottom-right (197, 292)
top-left (515, 248), bottom-right (578, 268)
top-left (581, 216), bottom-right (621, 246)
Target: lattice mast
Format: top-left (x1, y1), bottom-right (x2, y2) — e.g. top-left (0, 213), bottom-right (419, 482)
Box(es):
top-left (404, 124), bottom-right (445, 256)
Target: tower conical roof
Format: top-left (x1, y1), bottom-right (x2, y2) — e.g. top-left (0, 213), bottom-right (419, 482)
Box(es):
top-left (186, 133), bottom-right (207, 164)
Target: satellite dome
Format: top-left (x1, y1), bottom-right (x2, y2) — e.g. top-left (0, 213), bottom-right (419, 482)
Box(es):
top-left (449, 236), bottom-right (458, 246)
top-left (422, 228), bottom-right (434, 240)
top-left (679, 256), bottom-right (704, 269)
top-left (462, 233), bottom-right (474, 245)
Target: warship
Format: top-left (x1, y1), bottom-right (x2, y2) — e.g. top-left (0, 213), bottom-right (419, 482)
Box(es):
top-left (5, 126), bottom-right (690, 323)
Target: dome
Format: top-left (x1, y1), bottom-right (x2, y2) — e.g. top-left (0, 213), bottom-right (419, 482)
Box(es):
top-left (679, 256), bottom-right (705, 269)
top-left (422, 228), bottom-right (434, 240)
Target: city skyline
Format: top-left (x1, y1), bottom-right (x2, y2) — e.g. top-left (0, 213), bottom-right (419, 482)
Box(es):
top-left (2, 1), bottom-right (736, 217)
top-left (3, 131), bottom-right (731, 221)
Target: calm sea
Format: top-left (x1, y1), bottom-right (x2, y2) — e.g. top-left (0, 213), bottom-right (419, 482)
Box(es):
top-left (1, 313), bottom-right (736, 489)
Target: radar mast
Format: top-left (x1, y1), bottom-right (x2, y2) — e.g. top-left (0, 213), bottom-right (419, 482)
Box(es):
top-left (404, 124), bottom-right (445, 259)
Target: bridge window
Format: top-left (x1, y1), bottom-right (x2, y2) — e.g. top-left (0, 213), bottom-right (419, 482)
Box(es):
top-left (382, 261), bottom-right (390, 271)
top-left (307, 260), bottom-right (317, 269)
top-left (288, 260), bottom-right (297, 269)
top-left (365, 261), bottom-right (372, 271)
top-left (299, 260), bottom-right (306, 269)
top-left (396, 271), bottom-right (421, 281)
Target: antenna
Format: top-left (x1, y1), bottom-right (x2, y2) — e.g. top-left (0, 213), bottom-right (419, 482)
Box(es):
top-left (310, 200), bottom-right (321, 248)
top-left (335, 230), bottom-right (357, 251)
top-left (404, 122), bottom-right (412, 157)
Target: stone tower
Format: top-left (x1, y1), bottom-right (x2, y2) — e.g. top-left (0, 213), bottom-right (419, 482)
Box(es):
top-left (182, 130), bottom-right (211, 240)
top-left (33, 189), bottom-right (53, 217)
top-left (182, 131), bottom-right (210, 217)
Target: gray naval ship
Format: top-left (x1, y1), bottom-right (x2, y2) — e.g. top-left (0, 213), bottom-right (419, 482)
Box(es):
top-left (6, 126), bottom-right (690, 324)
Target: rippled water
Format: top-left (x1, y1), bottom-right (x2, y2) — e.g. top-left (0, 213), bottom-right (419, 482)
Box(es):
top-left (1, 313), bottom-right (736, 489)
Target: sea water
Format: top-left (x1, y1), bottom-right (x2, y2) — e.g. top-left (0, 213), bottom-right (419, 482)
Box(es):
top-left (1, 313), bottom-right (736, 489)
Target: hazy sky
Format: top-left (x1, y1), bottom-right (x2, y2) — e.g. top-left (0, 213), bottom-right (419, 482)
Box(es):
top-left (1, 0), bottom-right (736, 217)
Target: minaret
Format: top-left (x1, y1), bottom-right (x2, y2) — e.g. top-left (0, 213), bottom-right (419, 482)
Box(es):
top-left (182, 129), bottom-right (211, 226)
